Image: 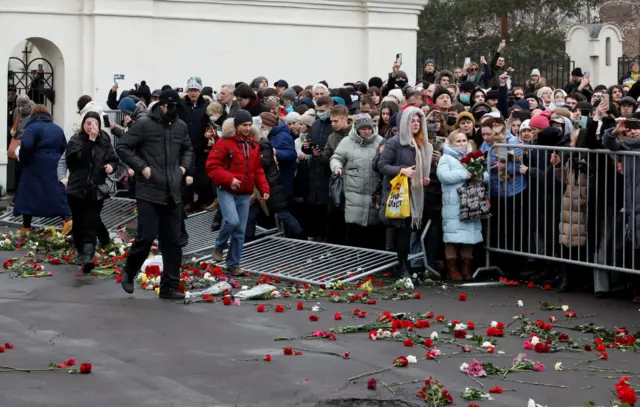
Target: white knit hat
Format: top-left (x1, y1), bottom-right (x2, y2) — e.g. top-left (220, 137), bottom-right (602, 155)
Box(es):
top-left (530, 69), bottom-right (541, 77)
top-left (285, 112), bottom-right (301, 124)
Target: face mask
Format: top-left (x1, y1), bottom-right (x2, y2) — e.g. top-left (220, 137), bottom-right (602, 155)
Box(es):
top-left (396, 81), bottom-right (407, 88)
top-left (286, 105), bottom-right (294, 114)
top-left (163, 104), bottom-right (179, 122)
top-left (555, 101), bottom-right (565, 107)
top-left (460, 94), bottom-right (470, 104)
top-left (456, 145), bottom-right (468, 155)
top-left (318, 112), bottom-right (329, 121)
top-left (473, 111), bottom-right (487, 121)
top-left (210, 115), bottom-right (220, 122)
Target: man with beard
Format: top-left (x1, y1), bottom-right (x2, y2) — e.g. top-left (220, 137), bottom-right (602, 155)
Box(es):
top-left (116, 89), bottom-right (194, 299)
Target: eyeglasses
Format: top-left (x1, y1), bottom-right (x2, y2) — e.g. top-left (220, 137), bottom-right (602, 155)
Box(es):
top-left (468, 68), bottom-right (477, 72)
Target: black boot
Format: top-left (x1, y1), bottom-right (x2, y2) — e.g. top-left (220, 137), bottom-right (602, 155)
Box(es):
top-left (211, 211), bottom-right (222, 232)
top-left (75, 247), bottom-right (86, 266)
top-left (394, 259), bottom-right (411, 280)
top-left (556, 271), bottom-right (569, 293)
top-left (81, 243), bottom-right (96, 274)
top-left (159, 287), bottom-right (185, 300)
top-left (120, 268), bottom-right (134, 294)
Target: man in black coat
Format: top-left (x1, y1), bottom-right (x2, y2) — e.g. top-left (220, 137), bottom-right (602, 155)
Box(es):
top-left (116, 89), bottom-right (194, 300)
top-left (180, 77), bottom-right (211, 208)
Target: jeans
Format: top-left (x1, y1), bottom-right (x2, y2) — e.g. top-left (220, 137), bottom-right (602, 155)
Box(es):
top-left (125, 199), bottom-right (183, 292)
top-left (67, 195), bottom-right (105, 252)
top-left (216, 189), bottom-right (250, 268)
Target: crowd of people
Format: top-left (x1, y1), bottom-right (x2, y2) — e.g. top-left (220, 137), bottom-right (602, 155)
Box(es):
top-left (5, 40), bottom-right (640, 302)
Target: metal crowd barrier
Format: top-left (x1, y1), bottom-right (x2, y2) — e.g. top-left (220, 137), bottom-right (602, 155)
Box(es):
top-left (476, 142), bottom-right (640, 279)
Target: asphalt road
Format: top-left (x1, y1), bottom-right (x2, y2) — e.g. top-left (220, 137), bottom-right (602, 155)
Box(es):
top-left (0, 247), bottom-right (639, 407)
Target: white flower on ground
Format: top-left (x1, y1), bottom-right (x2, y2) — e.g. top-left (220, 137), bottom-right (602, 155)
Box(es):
top-left (454, 323), bottom-right (467, 331)
top-left (441, 284), bottom-right (447, 290)
top-left (531, 336), bottom-right (540, 346)
top-left (517, 300), bottom-right (524, 307)
top-left (190, 257), bottom-right (197, 262)
top-left (407, 355), bottom-right (417, 364)
top-left (391, 331), bottom-right (400, 338)
top-left (528, 399), bottom-right (535, 407)
top-left (460, 362), bottom-right (469, 372)
top-left (554, 362), bottom-right (563, 371)
top-left (430, 331), bottom-right (439, 340)
top-left (241, 285), bottom-right (249, 290)
top-left (311, 305), bottom-right (320, 312)
top-left (491, 321), bottom-right (498, 328)
top-left (184, 292), bottom-right (191, 300)
top-left (561, 305), bottom-right (569, 312)
top-left (498, 350), bottom-right (505, 354)
top-left (481, 341), bottom-right (495, 351)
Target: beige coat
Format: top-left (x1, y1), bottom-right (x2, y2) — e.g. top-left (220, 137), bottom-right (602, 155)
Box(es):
top-left (556, 160), bottom-right (588, 247)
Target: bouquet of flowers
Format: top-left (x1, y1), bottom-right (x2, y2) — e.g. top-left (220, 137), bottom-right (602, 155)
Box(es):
top-left (460, 150), bottom-right (485, 180)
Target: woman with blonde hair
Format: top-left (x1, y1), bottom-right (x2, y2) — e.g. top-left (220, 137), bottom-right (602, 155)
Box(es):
top-left (377, 106), bottom-right (434, 278)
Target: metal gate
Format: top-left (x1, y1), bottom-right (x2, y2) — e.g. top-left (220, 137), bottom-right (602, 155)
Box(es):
top-left (8, 45), bottom-right (55, 115)
top-left (182, 211), bottom-right (276, 257)
top-left (0, 198), bottom-right (137, 231)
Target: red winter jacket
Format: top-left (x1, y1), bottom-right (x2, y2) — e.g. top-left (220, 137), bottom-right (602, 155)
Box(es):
top-left (206, 120), bottom-right (269, 195)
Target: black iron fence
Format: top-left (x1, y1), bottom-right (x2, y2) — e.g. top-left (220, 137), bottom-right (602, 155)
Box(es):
top-left (416, 48), bottom-right (574, 90)
top-left (8, 56), bottom-right (55, 116)
top-left (618, 54), bottom-right (640, 83)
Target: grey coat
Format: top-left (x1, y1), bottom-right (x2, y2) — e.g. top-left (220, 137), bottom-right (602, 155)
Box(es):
top-left (376, 135), bottom-right (417, 227)
top-left (602, 128), bottom-right (640, 249)
top-left (330, 129), bottom-right (383, 226)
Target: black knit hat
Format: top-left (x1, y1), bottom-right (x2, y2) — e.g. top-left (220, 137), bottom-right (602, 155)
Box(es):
top-left (159, 89), bottom-right (180, 104)
top-left (234, 109), bottom-right (253, 128)
top-left (432, 86), bottom-right (451, 104)
top-left (459, 81), bottom-right (476, 93)
top-left (571, 67), bottom-right (583, 77)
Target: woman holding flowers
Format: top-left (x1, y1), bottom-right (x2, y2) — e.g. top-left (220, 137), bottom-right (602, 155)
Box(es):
top-left (437, 130), bottom-right (486, 280)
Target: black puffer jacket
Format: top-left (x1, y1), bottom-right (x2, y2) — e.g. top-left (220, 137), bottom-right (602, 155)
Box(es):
top-left (65, 130), bottom-right (119, 200)
top-left (179, 95), bottom-right (209, 157)
top-left (306, 116), bottom-right (333, 205)
top-left (116, 103), bottom-right (194, 205)
top-left (258, 137), bottom-right (288, 213)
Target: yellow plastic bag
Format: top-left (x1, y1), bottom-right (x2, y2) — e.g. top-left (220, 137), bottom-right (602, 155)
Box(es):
top-left (385, 174), bottom-right (410, 219)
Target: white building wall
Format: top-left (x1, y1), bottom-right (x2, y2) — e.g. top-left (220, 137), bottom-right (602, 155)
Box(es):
top-left (0, 0), bottom-right (428, 191)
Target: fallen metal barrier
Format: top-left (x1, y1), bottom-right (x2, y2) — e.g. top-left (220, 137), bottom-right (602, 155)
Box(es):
top-left (0, 197), bottom-right (137, 231)
top-left (183, 211), bottom-right (276, 257)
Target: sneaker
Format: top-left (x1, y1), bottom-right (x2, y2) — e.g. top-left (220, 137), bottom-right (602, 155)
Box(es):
top-left (61, 220), bottom-right (73, 236)
top-left (227, 267), bottom-right (244, 277)
top-left (205, 199), bottom-right (219, 212)
top-left (159, 288), bottom-right (185, 300)
top-left (211, 247), bottom-right (224, 262)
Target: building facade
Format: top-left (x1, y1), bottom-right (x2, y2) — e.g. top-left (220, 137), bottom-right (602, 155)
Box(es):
top-left (0, 0), bottom-right (428, 191)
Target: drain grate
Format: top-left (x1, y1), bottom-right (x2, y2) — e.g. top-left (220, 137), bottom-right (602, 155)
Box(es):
top-left (197, 236), bottom-right (399, 285)
top-left (0, 197), bottom-right (137, 231)
top-left (183, 211), bottom-right (275, 256)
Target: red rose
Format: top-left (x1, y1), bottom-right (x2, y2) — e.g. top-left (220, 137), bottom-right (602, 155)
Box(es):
top-left (223, 297), bottom-right (232, 306)
top-left (534, 343), bottom-right (550, 353)
top-left (393, 356), bottom-right (409, 367)
top-left (618, 387), bottom-right (637, 405)
top-left (558, 334), bottom-right (569, 341)
top-left (256, 305), bottom-right (265, 313)
top-left (458, 293), bottom-right (467, 301)
top-left (0, 347), bottom-right (4, 353)
top-left (359, 311), bottom-right (367, 318)
top-left (496, 322), bottom-right (504, 329)
top-left (414, 292), bottom-right (421, 299)
top-left (296, 302), bottom-right (304, 310)
top-left (565, 311), bottom-right (576, 318)
top-left (436, 315), bottom-right (445, 322)
top-left (79, 363), bottom-right (92, 374)
top-left (283, 347), bottom-right (293, 355)
top-left (366, 299), bottom-right (377, 305)
top-left (353, 308), bottom-right (360, 315)
top-left (599, 351), bottom-right (609, 360)
top-left (403, 339), bottom-right (414, 347)
top-left (527, 281), bottom-right (535, 288)
top-left (4, 343), bottom-right (14, 349)
top-left (454, 330), bottom-right (466, 339)
top-left (275, 304), bottom-right (285, 313)
top-left (489, 385), bottom-right (503, 394)
top-left (596, 343), bottom-right (606, 352)
top-left (426, 311), bottom-right (434, 318)
top-left (202, 294), bottom-right (214, 303)
top-left (334, 312), bottom-right (342, 320)
top-left (584, 344), bottom-right (592, 351)
top-left (309, 314), bottom-right (319, 321)
top-left (543, 284), bottom-right (551, 291)
top-left (424, 338), bottom-right (434, 348)
top-left (367, 378), bottom-right (377, 390)
top-left (264, 354), bottom-right (271, 362)
top-left (467, 322), bottom-right (475, 330)
top-left (461, 156), bottom-right (471, 164)
top-left (343, 352), bottom-right (350, 359)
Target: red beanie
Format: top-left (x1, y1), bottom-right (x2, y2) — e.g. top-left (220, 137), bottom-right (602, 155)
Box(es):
top-left (529, 113), bottom-right (549, 129)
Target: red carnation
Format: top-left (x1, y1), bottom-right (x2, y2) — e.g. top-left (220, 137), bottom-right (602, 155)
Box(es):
top-left (334, 312), bottom-right (342, 320)
top-left (454, 330), bottom-right (466, 338)
top-left (415, 320), bottom-right (431, 328)
top-left (296, 302), bottom-right (304, 310)
top-left (414, 292), bottom-right (421, 299)
top-left (565, 311), bottom-right (576, 318)
top-left (426, 311), bottom-right (434, 318)
top-left (543, 284), bottom-right (551, 291)
top-left (436, 315), bottom-right (445, 322)
top-left (367, 378), bottom-right (377, 390)
top-left (596, 343), bottom-right (606, 352)
top-left (79, 363), bottom-right (92, 374)
top-left (467, 322), bottom-right (475, 330)
top-left (343, 352), bottom-right (350, 359)
top-left (366, 299), bottom-right (377, 305)
top-left (264, 354), bottom-right (271, 362)
top-left (424, 338), bottom-right (434, 348)
top-left (403, 339), bottom-right (414, 347)
top-left (599, 351), bottom-right (609, 360)
top-left (489, 385), bottom-right (503, 394)
top-left (527, 281), bottom-right (535, 288)
top-left (256, 305), bottom-right (265, 313)
top-left (359, 311), bottom-right (367, 318)
top-left (275, 304), bottom-right (285, 313)
top-left (558, 334), bottom-right (569, 341)
top-left (353, 308), bottom-right (360, 315)
top-left (495, 322), bottom-right (504, 329)
top-left (458, 293), bottom-right (467, 301)
top-left (309, 314), bottom-right (319, 321)
top-left (223, 297), bottom-right (232, 306)
top-left (584, 344), bottom-right (592, 351)
top-left (283, 347), bottom-right (294, 355)
top-left (0, 347), bottom-right (4, 353)
top-left (393, 356), bottom-right (409, 367)
top-left (4, 343), bottom-right (14, 350)
top-left (534, 343), bottom-right (550, 353)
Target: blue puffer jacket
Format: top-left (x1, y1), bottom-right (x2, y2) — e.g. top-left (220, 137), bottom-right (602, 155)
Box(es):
top-left (436, 146), bottom-right (484, 244)
top-left (267, 122), bottom-right (297, 197)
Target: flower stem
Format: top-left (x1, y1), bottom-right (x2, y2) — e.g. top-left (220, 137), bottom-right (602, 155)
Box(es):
top-left (229, 358), bottom-right (263, 362)
top-left (468, 373), bottom-right (484, 388)
top-left (502, 378), bottom-right (569, 388)
top-left (348, 366), bottom-right (393, 381)
top-left (0, 366), bottom-right (63, 373)
top-left (380, 379), bottom-right (396, 395)
top-left (387, 379), bottom-right (422, 388)
top-left (283, 346), bottom-right (345, 359)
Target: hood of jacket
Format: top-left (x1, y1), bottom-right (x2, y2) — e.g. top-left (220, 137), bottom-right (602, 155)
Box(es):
top-left (132, 102), bottom-right (148, 121)
top-left (28, 113), bottom-right (52, 125)
top-left (398, 106), bottom-right (428, 147)
top-left (385, 89), bottom-right (406, 106)
top-left (250, 76), bottom-right (268, 89)
top-left (268, 121), bottom-right (290, 138)
top-left (221, 118), bottom-right (261, 142)
top-left (348, 125), bottom-right (379, 145)
top-left (80, 101), bottom-right (105, 118)
top-left (436, 70), bottom-right (454, 84)
top-left (560, 116), bottom-right (574, 137)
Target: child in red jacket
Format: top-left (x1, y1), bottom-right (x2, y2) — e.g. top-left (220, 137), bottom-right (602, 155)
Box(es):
top-left (206, 110), bottom-right (270, 275)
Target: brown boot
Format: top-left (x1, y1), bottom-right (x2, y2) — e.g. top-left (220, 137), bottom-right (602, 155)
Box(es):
top-left (446, 259), bottom-right (463, 281)
top-left (460, 258), bottom-right (473, 281)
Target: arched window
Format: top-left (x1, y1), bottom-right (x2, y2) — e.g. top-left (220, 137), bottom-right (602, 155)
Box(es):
top-left (606, 37), bottom-right (611, 66)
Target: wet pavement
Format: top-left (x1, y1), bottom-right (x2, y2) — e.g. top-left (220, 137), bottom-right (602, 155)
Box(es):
top-left (0, 245), bottom-right (639, 407)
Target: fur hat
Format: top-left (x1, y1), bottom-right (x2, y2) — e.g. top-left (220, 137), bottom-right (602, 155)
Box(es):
top-left (260, 112), bottom-right (278, 128)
